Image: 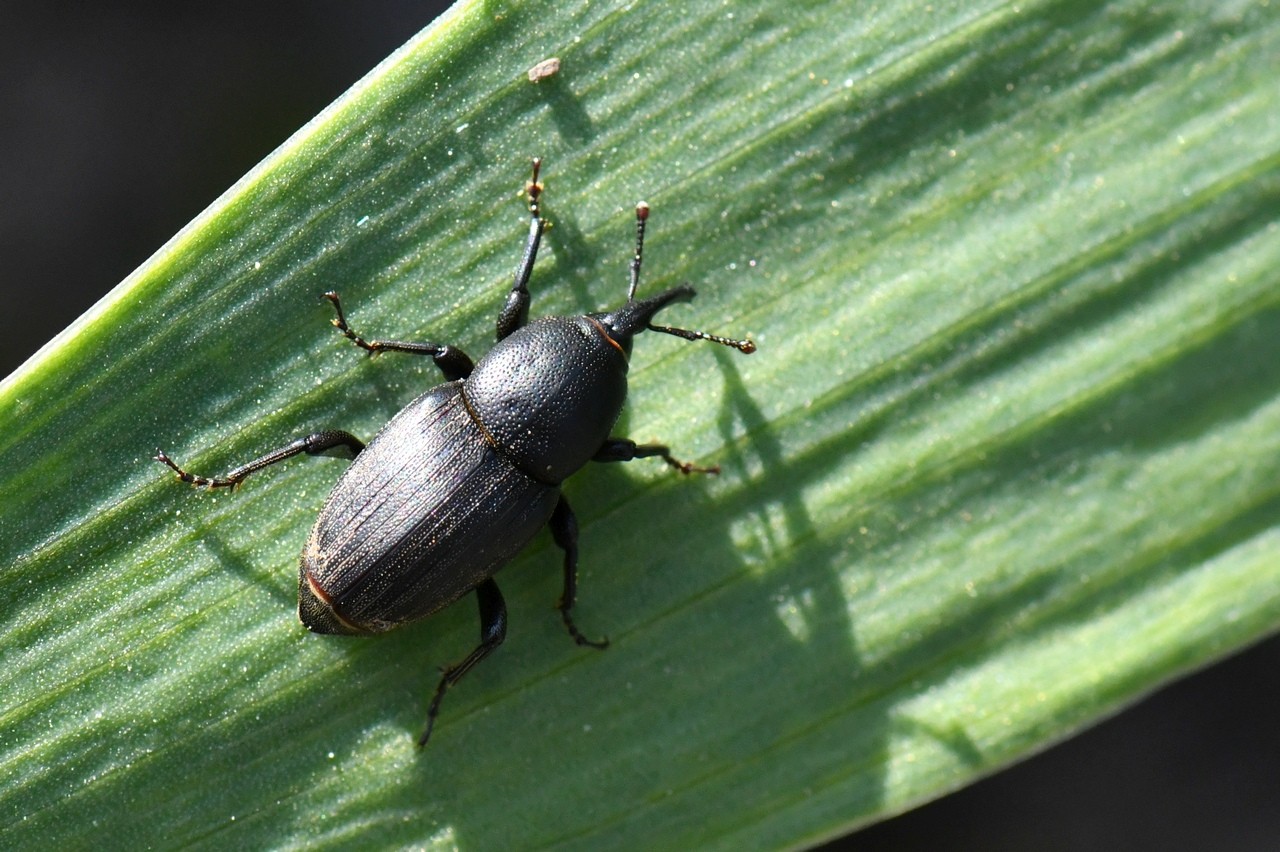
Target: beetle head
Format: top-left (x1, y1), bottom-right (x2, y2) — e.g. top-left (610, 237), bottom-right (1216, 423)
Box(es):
top-left (593, 284), bottom-right (756, 357)
top-left (592, 285), bottom-right (696, 356)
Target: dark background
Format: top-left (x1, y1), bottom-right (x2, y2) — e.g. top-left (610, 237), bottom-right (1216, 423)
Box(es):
top-left (3, 5), bottom-right (1276, 849)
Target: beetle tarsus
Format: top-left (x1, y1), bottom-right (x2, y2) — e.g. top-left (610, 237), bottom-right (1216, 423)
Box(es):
top-left (419, 675), bottom-right (448, 748)
top-left (526, 157), bottom-right (544, 217)
top-left (660, 452), bottom-right (721, 476)
top-left (560, 607), bottom-right (610, 649)
top-left (324, 291), bottom-right (386, 356)
top-left (154, 448), bottom-right (243, 489)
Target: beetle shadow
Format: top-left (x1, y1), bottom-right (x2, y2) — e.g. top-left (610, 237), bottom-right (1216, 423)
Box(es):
top-left (188, 521), bottom-right (297, 610)
top-left (704, 349), bottom-right (897, 808)
top-left (691, 350), bottom-right (1077, 822)
top-left (534, 74), bottom-right (594, 144)
top-left (322, 342), bottom-right (463, 431)
top-left (536, 202), bottom-right (608, 313)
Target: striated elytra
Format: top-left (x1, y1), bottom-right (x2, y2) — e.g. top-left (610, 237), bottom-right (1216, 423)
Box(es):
top-left (156, 160), bottom-right (755, 746)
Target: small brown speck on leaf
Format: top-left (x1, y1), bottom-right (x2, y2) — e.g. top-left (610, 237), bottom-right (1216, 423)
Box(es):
top-left (527, 57), bottom-right (561, 83)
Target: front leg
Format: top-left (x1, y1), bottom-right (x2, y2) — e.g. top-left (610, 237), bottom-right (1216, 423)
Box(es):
top-left (548, 496), bottom-right (609, 649)
top-left (495, 158), bottom-right (547, 341)
top-left (324, 292), bottom-right (474, 381)
top-left (593, 437), bottom-right (720, 475)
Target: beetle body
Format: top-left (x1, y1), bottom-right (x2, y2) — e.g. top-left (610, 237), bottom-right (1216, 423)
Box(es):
top-left (301, 311), bottom-right (631, 635)
top-left (299, 381), bottom-right (559, 635)
top-left (156, 161), bottom-right (754, 746)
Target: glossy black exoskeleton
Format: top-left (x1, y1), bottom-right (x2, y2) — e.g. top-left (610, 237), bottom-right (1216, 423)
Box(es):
top-left (156, 160), bottom-right (755, 745)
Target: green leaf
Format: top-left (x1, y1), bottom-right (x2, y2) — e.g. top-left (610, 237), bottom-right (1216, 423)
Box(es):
top-left (3, 0), bottom-right (1277, 847)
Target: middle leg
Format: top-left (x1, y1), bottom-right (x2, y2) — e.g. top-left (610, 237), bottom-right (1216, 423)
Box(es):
top-left (593, 437), bottom-right (721, 475)
top-left (548, 496), bottom-right (609, 649)
top-left (495, 158), bottom-right (547, 341)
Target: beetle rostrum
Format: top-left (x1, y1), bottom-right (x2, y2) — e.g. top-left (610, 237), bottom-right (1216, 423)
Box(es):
top-left (156, 159), bottom-right (755, 747)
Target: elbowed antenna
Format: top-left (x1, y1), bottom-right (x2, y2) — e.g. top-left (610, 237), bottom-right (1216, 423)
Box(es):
top-left (626, 201), bottom-right (650, 302)
top-left (597, 202), bottom-right (756, 354)
top-left (648, 318), bottom-right (756, 353)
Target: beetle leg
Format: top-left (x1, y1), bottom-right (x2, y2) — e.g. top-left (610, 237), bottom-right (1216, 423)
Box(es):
top-left (592, 437), bottom-right (721, 475)
top-left (495, 158), bottom-right (546, 341)
top-left (548, 496), bottom-right (610, 650)
top-left (323, 292), bottom-right (475, 381)
top-left (154, 430), bottom-right (365, 489)
top-left (419, 578), bottom-right (508, 747)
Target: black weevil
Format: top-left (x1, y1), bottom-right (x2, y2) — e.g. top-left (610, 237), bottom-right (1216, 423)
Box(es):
top-left (156, 160), bottom-right (755, 746)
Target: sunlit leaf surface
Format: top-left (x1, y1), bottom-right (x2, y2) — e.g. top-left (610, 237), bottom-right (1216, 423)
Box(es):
top-left (2, 0), bottom-right (1277, 847)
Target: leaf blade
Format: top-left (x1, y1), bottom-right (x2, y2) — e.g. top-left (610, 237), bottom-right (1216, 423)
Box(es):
top-left (2, 0), bottom-right (1278, 847)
